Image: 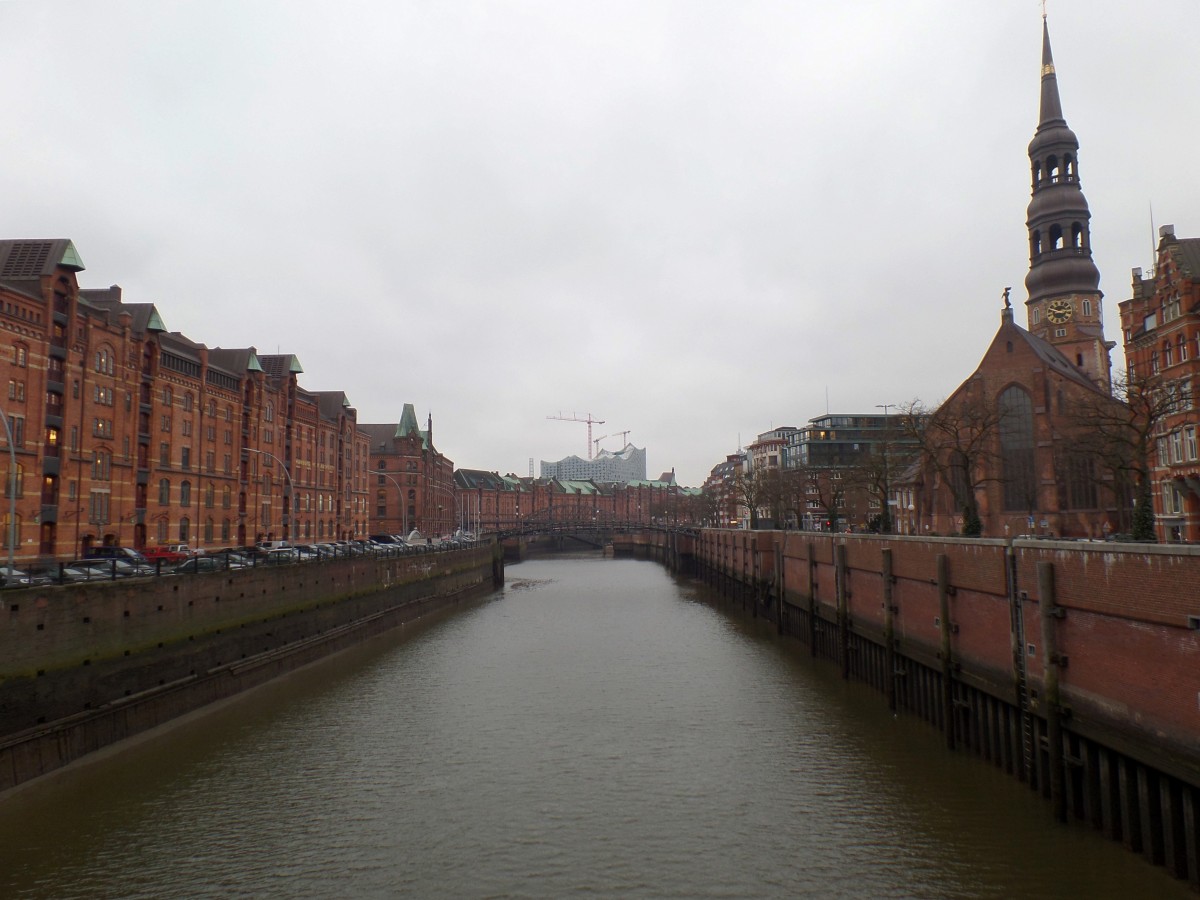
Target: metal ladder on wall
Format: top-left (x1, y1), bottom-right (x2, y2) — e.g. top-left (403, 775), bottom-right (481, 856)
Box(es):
top-left (1012, 581), bottom-right (1035, 782)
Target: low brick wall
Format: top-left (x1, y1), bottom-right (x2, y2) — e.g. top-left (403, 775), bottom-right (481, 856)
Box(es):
top-left (0, 546), bottom-right (497, 792)
top-left (696, 529), bottom-right (1200, 780)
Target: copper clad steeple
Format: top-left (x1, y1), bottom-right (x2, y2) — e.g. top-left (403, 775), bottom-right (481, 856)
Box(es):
top-left (1024, 18), bottom-right (1100, 305)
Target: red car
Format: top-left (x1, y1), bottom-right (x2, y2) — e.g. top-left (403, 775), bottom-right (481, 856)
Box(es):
top-left (142, 544), bottom-right (191, 564)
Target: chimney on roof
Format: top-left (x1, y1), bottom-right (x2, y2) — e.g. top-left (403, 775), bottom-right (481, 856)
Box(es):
top-left (1161, 224), bottom-right (1176, 240)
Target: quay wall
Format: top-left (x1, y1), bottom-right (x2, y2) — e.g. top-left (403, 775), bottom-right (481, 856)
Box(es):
top-left (688, 528), bottom-right (1200, 886)
top-left (0, 545), bottom-right (501, 792)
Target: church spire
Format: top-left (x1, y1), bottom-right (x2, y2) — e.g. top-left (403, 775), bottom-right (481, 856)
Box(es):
top-left (1024, 16), bottom-right (1099, 306)
top-left (1022, 14), bottom-right (1111, 391)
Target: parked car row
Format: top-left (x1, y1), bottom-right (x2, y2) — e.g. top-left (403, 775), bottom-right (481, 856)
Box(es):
top-left (0, 535), bottom-right (483, 587)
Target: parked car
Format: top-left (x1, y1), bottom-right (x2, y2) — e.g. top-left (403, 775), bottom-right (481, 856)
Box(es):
top-left (263, 548), bottom-right (299, 565)
top-left (173, 556), bottom-right (222, 574)
top-left (56, 565), bottom-right (106, 584)
top-left (144, 544), bottom-right (191, 564)
top-left (84, 546), bottom-right (148, 563)
top-left (68, 559), bottom-right (153, 579)
top-left (0, 566), bottom-right (53, 588)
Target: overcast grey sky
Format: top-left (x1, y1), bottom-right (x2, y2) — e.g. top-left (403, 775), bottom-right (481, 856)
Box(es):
top-left (2, 1), bottom-right (1196, 486)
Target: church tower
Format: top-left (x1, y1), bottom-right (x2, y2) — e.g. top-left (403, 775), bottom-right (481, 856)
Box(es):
top-left (1024, 16), bottom-right (1112, 391)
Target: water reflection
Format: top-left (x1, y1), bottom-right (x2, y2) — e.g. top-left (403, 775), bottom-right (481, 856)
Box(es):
top-left (0, 556), bottom-right (1184, 898)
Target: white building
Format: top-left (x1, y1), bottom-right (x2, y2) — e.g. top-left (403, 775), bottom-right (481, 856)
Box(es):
top-left (540, 444), bottom-right (647, 483)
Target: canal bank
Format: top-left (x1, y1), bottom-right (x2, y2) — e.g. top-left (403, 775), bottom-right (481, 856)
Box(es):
top-left (690, 527), bottom-right (1200, 889)
top-left (0, 555), bottom-right (1183, 899)
top-left (0, 543), bottom-right (503, 793)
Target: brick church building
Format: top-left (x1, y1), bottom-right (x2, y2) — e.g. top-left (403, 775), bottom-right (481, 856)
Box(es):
top-left (911, 17), bottom-right (1127, 538)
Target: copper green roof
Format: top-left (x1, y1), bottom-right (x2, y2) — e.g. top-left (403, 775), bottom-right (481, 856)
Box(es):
top-left (59, 240), bottom-right (85, 271)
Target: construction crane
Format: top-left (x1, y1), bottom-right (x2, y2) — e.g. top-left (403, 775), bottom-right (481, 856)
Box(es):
top-left (548, 412), bottom-right (606, 459)
top-left (615, 429), bottom-right (631, 447)
top-left (592, 435), bottom-right (608, 456)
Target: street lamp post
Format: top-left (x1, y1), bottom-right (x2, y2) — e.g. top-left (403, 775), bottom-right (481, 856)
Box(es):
top-left (375, 468), bottom-right (408, 535)
top-left (0, 408), bottom-right (17, 575)
top-left (875, 403), bottom-right (897, 534)
top-left (426, 480), bottom-right (460, 537)
top-left (245, 448), bottom-right (294, 541)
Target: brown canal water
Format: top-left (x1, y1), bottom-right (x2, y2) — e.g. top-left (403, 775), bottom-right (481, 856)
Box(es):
top-left (0, 556), bottom-right (1185, 898)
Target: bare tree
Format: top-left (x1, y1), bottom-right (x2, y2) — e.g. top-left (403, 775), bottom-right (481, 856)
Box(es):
top-left (786, 463), bottom-right (848, 532)
top-left (900, 392), bottom-right (1005, 536)
top-left (731, 466), bottom-right (771, 529)
top-left (1061, 369), bottom-right (1172, 540)
top-left (844, 422), bottom-right (912, 533)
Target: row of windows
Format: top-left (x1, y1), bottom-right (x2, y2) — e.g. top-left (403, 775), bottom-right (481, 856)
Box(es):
top-left (2, 304), bottom-right (42, 325)
top-left (1157, 426), bottom-right (1199, 467)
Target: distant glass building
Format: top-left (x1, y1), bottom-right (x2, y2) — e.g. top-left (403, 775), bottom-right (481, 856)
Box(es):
top-left (540, 444), bottom-right (647, 483)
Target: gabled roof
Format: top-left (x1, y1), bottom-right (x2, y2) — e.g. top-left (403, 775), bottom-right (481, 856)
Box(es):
top-left (159, 330), bottom-right (205, 362)
top-left (258, 353), bottom-right (304, 377)
top-left (454, 469), bottom-right (511, 491)
top-left (208, 347), bottom-right (263, 375)
top-left (0, 239), bottom-right (84, 280)
top-left (1167, 237), bottom-right (1200, 281)
top-left (392, 403), bottom-right (431, 450)
top-left (1017, 321), bottom-right (1107, 394)
top-left (360, 423), bottom-right (399, 451)
top-left (76, 287), bottom-right (170, 335)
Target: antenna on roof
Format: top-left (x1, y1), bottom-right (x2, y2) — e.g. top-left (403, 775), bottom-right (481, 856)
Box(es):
top-left (1150, 200), bottom-right (1156, 264)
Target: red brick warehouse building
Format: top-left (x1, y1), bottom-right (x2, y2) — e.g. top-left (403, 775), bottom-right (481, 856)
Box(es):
top-left (0, 239), bottom-right (370, 564)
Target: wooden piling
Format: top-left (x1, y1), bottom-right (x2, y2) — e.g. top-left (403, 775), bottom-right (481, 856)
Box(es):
top-left (1038, 560), bottom-right (1066, 823)
top-left (882, 548), bottom-right (896, 713)
top-left (938, 554), bottom-right (955, 750)
top-left (836, 543), bottom-right (849, 680)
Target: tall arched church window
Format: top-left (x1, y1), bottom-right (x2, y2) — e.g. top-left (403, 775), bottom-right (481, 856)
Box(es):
top-left (999, 386), bottom-right (1037, 512)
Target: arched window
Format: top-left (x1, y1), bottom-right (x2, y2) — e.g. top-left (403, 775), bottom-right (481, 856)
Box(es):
top-left (2, 463), bottom-right (24, 498)
top-left (1031, 230), bottom-right (1042, 257)
top-left (265, 401), bottom-right (274, 423)
top-left (222, 485), bottom-right (232, 509)
top-left (183, 392), bottom-right (194, 412)
top-left (158, 478), bottom-right (170, 505)
top-left (1049, 224), bottom-right (1064, 251)
top-left (1032, 160), bottom-right (1043, 186)
top-left (999, 386), bottom-right (1036, 511)
top-left (1071, 222), bottom-right (1083, 249)
top-left (94, 346), bottom-right (115, 375)
top-left (1063, 154), bottom-right (1076, 180)
top-left (204, 517), bottom-right (214, 542)
top-left (157, 518), bottom-right (169, 543)
top-left (1047, 155), bottom-right (1060, 183)
top-left (1164, 341), bottom-right (1174, 367)
top-left (205, 483), bottom-right (215, 508)
top-left (180, 481), bottom-right (192, 507)
top-left (179, 517), bottom-right (190, 542)
top-left (162, 386), bottom-right (173, 406)
top-left (221, 518), bottom-right (231, 542)
top-left (92, 450), bottom-right (112, 482)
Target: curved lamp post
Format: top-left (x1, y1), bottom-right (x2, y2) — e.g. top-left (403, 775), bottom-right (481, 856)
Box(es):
top-left (245, 447), bottom-right (294, 541)
top-left (374, 468), bottom-right (408, 535)
top-left (0, 409), bottom-right (16, 575)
